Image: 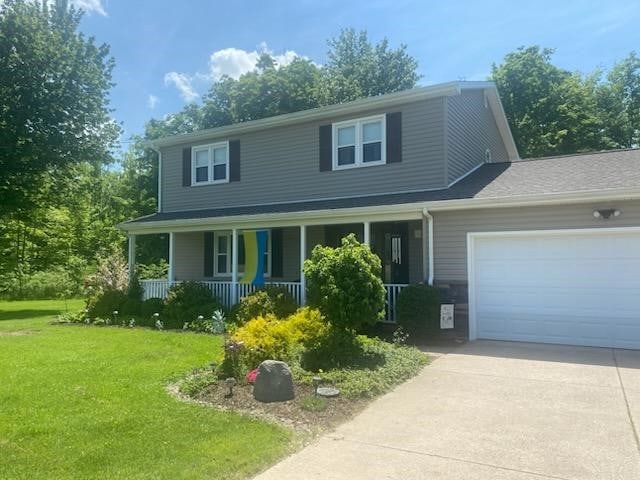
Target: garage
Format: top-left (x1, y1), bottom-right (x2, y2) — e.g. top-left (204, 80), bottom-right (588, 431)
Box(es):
top-left (468, 228), bottom-right (640, 349)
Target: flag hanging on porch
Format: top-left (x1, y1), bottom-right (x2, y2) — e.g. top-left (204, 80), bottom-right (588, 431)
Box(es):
top-left (240, 229), bottom-right (268, 286)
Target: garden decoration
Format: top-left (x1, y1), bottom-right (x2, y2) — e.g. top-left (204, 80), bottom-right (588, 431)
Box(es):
top-left (224, 377), bottom-right (237, 397)
top-left (312, 375), bottom-right (322, 395)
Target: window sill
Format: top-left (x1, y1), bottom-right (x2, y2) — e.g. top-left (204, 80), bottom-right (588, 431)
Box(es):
top-left (190, 179), bottom-right (229, 187)
top-left (332, 160), bottom-right (386, 171)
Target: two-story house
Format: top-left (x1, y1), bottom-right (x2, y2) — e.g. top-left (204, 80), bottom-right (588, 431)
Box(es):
top-left (120, 81), bottom-right (640, 349)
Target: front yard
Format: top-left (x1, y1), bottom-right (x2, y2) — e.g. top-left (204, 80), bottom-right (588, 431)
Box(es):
top-left (0, 300), bottom-right (290, 480)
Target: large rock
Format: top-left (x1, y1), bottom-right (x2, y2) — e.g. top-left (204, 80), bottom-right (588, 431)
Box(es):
top-left (253, 360), bottom-right (295, 403)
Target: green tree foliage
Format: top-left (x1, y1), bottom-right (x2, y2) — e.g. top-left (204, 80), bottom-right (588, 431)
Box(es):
top-left (318, 28), bottom-right (420, 105)
top-left (492, 46), bottom-right (640, 158)
top-left (303, 234), bottom-right (386, 331)
top-left (0, 0), bottom-right (120, 218)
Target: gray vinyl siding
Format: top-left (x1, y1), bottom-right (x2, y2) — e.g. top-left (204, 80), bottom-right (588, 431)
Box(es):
top-left (446, 90), bottom-right (509, 184)
top-left (433, 200), bottom-right (640, 282)
top-left (173, 232), bottom-right (204, 281)
top-left (161, 97), bottom-right (446, 213)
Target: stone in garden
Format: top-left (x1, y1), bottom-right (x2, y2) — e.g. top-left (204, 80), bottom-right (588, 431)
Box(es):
top-left (317, 387), bottom-right (340, 397)
top-left (253, 360), bottom-right (295, 403)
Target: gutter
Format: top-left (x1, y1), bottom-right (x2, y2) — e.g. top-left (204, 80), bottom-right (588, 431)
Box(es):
top-left (422, 208), bottom-right (435, 286)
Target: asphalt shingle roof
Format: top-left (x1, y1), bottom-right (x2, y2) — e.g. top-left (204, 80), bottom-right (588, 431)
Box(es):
top-left (126, 149), bottom-right (640, 224)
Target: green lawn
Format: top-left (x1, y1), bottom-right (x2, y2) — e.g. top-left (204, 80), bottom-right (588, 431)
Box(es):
top-left (0, 299), bottom-right (290, 480)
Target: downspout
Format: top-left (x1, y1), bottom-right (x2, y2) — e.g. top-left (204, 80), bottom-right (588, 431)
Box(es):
top-left (422, 208), bottom-right (434, 286)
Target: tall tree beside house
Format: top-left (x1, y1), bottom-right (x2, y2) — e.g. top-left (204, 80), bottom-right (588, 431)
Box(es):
top-left (0, 0), bottom-right (120, 218)
top-left (596, 51), bottom-right (640, 149)
top-left (491, 46), bottom-right (609, 158)
top-left (317, 28), bottom-right (421, 105)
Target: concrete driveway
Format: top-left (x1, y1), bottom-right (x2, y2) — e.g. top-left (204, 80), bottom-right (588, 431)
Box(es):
top-left (254, 341), bottom-right (640, 480)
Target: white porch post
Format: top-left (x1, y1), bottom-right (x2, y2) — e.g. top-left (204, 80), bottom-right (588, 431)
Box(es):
top-left (363, 221), bottom-right (371, 246)
top-left (299, 225), bottom-right (306, 305)
top-left (168, 232), bottom-right (176, 282)
top-left (231, 228), bottom-right (239, 304)
top-left (127, 234), bottom-right (136, 281)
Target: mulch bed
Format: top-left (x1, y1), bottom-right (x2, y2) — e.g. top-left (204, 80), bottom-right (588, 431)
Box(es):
top-left (170, 379), bottom-right (368, 435)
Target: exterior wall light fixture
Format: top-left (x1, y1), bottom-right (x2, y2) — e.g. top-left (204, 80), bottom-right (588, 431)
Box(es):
top-left (593, 209), bottom-right (621, 219)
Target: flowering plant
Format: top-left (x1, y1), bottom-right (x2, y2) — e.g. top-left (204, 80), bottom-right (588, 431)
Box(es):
top-left (246, 368), bottom-right (259, 384)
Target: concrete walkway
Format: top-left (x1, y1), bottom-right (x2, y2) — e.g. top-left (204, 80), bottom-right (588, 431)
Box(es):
top-left (254, 341), bottom-right (640, 480)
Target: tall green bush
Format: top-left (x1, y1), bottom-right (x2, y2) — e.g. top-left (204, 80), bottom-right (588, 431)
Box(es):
top-left (395, 284), bottom-right (440, 337)
top-left (164, 281), bottom-right (222, 329)
top-left (303, 234), bottom-right (385, 331)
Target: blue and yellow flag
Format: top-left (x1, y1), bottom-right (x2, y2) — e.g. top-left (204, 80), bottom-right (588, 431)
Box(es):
top-left (240, 230), bottom-right (268, 286)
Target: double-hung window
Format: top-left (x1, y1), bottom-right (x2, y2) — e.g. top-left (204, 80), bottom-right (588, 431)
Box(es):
top-left (213, 231), bottom-right (271, 277)
top-left (191, 141), bottom-right (229, 185)
top-left (332, 115), bottom-right (385, 170)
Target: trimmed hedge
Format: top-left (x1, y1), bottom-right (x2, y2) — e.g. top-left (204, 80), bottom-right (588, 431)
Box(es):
top-left (395, 284), bottom-right (440, 338)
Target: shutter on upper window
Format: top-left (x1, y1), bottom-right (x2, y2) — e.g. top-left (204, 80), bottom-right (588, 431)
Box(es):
top-left (182, 147), bottom-right (192, 186)
top-left (229, 140), bottom-right (240, 182)
top-left (386, 112), bottom-right (402, 163)
top-left (319, 125), bottom-right (332, 171)
top-left (203, 232), bottom-right (214, 277)
top-left (271, 228), bottom-right (283, 278)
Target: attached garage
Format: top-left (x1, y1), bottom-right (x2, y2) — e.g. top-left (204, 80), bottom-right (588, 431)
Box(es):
top-left (468, 228), bottom-right (640, 349)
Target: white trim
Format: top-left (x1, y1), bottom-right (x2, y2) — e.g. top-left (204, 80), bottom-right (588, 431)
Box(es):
top-left (332, 114), bottom-right (386, 170)
top-left (168, 232), bottom-right (176, 281)
top-left (127, 234), bottom-right (136, 281)
top-left (191, 141), bottom-right (229, 186)
top-left (466, 226), bottom-right (640, 341)
top-left (299, 225), bottom-right (306, 305)
top-left (363, 221), bottom-right (371, 245)
top-left (119, 187), bottom-right (640, 234)
top-left (231, 229), bottom-right (238, 303)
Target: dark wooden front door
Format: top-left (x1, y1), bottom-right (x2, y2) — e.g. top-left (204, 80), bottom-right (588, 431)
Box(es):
top-left (372, 222), bottom-right (409, 284)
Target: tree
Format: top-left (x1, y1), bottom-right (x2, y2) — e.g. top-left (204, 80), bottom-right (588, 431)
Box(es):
top-left (0, 0), bottom-right (120, 218)
top-left (491, 46), bottom-right (609, 158)
top-left (318, 28), bottom-right (421, 105)
top-left (597, 52), bottom-right (640, 148)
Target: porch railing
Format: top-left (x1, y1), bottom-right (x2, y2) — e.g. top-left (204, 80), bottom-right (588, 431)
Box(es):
top-left (140, 280), bottom-right (406, 323)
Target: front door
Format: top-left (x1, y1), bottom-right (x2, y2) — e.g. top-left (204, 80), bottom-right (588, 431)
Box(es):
top-left (372, 223), bottom-right (409, 284)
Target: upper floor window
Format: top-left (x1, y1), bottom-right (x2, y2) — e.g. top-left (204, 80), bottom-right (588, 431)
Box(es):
top-left (192, 141), bottom-right (229, 185)
top-left (332, 115), bottom-right (386, 170)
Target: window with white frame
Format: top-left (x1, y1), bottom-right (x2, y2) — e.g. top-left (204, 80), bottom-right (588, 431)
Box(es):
top-left (214, 231), bottom-right (271, 276)
top-left (333, 115), bottom-right (385, 170)
top-left (192, 141), bottom-right (229, 185)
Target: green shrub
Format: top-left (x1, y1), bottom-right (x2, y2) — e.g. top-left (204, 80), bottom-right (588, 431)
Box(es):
top-left (396, 284), bottom-right (440, 337)
top-left (141, 297), bottom-right (164, 317)
top-left (304, 234), bottom-right (385, 331)
top-left (232, 286), bottom-right (298, 325)
top-left (121, 298), bottom-right (142, 316)
top-left (137, 260), bottom-right (169, 280)
top-left (86, 289), bottom-right (128, 319)
top-left (1, 268), bottom-right (79, 300)
top-left (231, 307), bottom-right (327, 372)
top-left (126, 273), bottom-right (144, 301)
top-left (164, 281), bottom-right (222, 329)
top-left (301, 328), bottom-right (384, 371)
top-left (183, 310), bottom-right (226, 334)
top-left (294, 337), bottom-right (429, 399)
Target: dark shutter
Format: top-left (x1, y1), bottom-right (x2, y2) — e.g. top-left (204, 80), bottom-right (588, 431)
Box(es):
top-left (386, 112), bottom-right (402, 163)
top-left (203, 232), bottom-right (214, 277)
top-left (271, 228), bottom-right (283, 278)
top-left (182, 147), bottom-right (192, 186)
top-left (229, 140), bottom-right (240, 182)
top-left (319, 125), bottom-right (332, 171)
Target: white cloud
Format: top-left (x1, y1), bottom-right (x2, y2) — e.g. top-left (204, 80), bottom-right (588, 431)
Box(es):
top-left (147, 94), bottom-right (159, 109)
top-left (70, 0), bottom-right (107, 16)
top-left (164, 72), bottom-right (199, 102)
top-left (208, 44), bottom-right (302, 81)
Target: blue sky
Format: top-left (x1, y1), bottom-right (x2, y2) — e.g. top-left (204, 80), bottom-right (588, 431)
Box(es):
top-left (75, 0), bottom-right (640, 152)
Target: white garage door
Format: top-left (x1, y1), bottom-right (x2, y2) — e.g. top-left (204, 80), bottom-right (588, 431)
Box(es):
top-left (469, 228), bottom-right (640, 349)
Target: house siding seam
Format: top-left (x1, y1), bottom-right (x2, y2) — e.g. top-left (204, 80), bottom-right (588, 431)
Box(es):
top-left (446, 90), bottom-right (509, 185)
top-left (160, 98), bottom-right (447, 213)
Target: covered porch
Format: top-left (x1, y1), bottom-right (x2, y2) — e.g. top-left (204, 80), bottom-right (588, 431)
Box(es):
top-left (128, 213), bottom-right (432, 323)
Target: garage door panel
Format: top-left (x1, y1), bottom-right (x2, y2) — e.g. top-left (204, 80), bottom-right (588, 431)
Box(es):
top-left (472, 230), bottom-right (640, 349)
